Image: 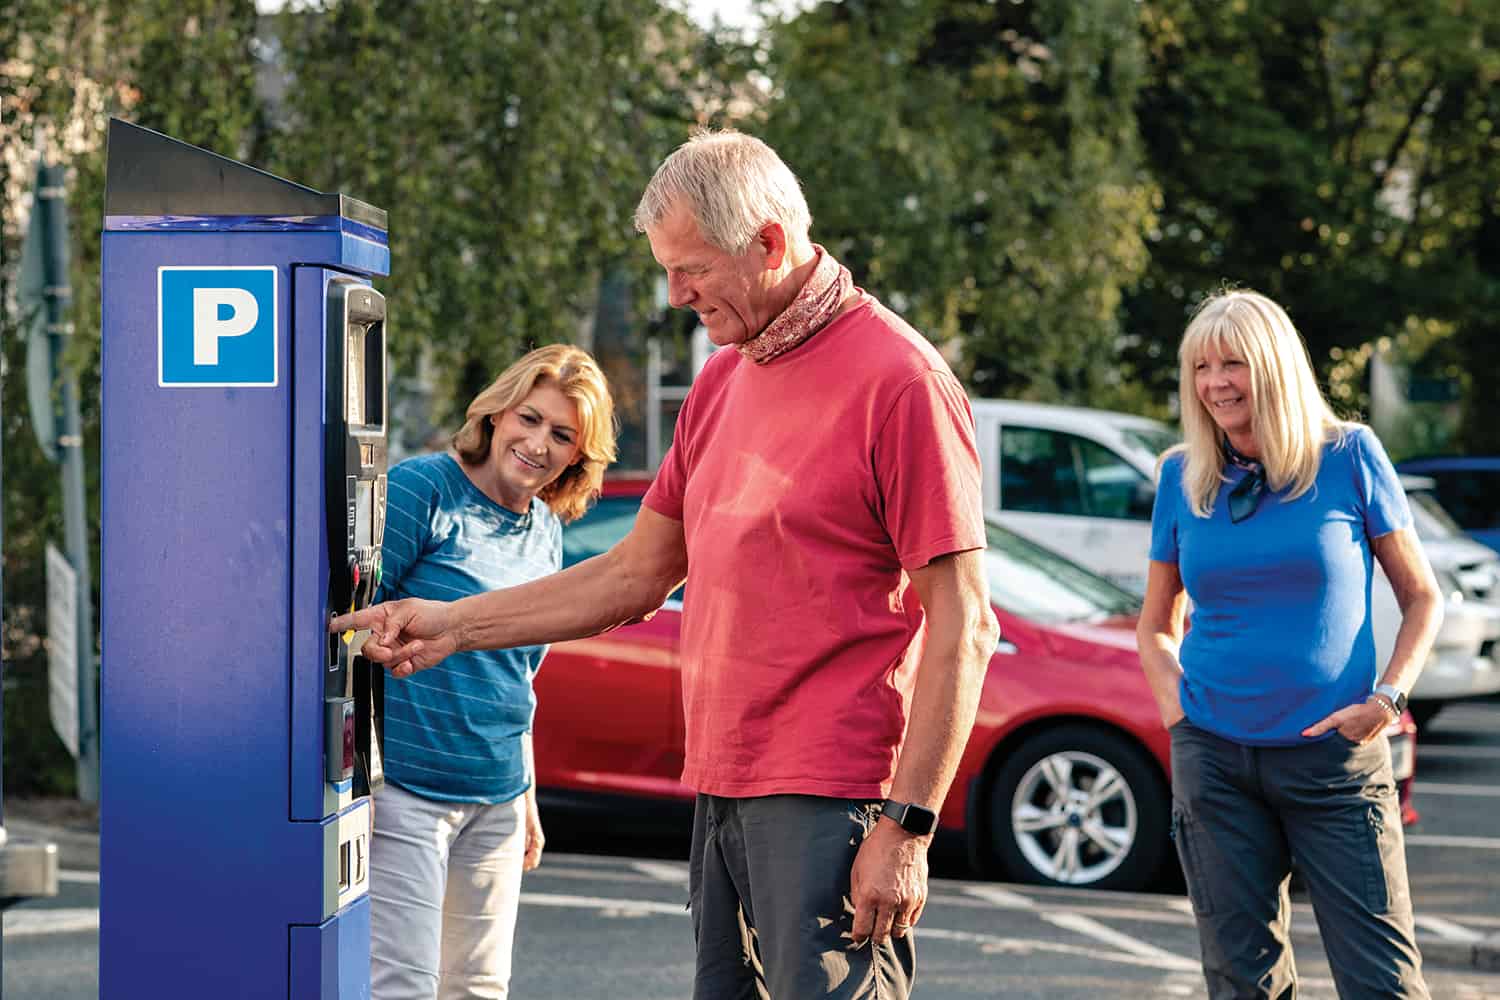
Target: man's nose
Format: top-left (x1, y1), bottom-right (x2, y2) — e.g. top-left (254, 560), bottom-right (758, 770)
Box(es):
top-left (667, 273), bottom-right (694, 308)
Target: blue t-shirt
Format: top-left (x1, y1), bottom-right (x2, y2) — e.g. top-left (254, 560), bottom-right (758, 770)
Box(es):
top-left (1148, 425), bottom-right (1411, 745)
top-left (377, 452), bottom-right (562, 803)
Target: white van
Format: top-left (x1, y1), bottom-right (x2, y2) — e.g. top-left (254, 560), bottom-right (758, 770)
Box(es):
top-left (971, 400), bottom-right (1174, 594)
top-left (970, 398), bottom-right (1500, 724)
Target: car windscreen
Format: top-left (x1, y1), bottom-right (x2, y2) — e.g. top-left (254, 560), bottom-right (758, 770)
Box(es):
top-left (1120, 424), bottom-right (1180, 459)
top-left (1407, 489), bottom-right (1464, 542)
top-left (562, 495), bottom-right (641, 567)
top-left (983, 520), bottom-right (1142, 624)
top-left (562, 493), bottom-right (686, 604)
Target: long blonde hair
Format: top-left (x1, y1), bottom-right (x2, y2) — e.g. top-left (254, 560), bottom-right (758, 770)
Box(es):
top-left (452, 345), bottom-right (617, 523)
top-left (1174, 290), bottom-right (1347, 518)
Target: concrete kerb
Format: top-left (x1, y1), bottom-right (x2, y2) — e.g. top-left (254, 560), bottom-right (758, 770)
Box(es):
top-left (3, 816), bottom-right (98, 872)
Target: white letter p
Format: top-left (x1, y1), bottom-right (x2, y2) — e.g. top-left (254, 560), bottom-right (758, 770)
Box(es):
top-left (193, 287), bottom-right (259, 366)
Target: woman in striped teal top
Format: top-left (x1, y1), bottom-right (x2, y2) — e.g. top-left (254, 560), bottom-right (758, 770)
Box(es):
top-left (369, 345), bottom-right (616, 1000)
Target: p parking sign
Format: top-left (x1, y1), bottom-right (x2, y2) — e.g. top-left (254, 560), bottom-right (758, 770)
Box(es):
top-left (158, 266), bottom-right (278, 387)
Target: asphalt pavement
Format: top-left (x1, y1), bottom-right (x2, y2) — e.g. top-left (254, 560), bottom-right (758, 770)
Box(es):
top-left (7, 697), bottom-right (1500, 997)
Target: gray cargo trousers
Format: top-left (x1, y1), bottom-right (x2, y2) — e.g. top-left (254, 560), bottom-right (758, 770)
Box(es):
top-left (1170, 718), bottom-right (1429, 999)
top-left (688, 794), bottom-right (916, 1000)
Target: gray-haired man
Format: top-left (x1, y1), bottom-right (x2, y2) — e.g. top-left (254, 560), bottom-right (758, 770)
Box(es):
top-left (336, 130), bottom-right (999, 998)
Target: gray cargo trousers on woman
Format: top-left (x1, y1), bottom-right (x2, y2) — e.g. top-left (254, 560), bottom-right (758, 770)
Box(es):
top-left (688, 794), bottom-right (916, 1000)
top-left (1170, 718), bottom-right (1428, 999)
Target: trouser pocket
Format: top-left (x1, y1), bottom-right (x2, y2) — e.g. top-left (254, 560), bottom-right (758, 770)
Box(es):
top-left (1171, 802), bottom-right (1215, 916)
top-left (1358, 797), bottom-right (1409, 914)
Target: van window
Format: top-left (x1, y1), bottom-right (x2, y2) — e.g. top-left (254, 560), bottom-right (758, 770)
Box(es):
top-left (1000, 427), bottom-right (1154, 521)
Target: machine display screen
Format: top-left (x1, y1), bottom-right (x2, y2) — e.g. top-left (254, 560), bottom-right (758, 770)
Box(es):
top-left (354, 480), bottom-right (374, 550)
top-left (346, 327), bottom-right (365, 427)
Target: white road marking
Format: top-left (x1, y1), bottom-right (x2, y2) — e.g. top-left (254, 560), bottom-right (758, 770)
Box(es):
top-left (59, 869), bottom-right (99, 884)
top-left (960, 884), bottom-right (1035, 909)
top-left (1410, 782), bottom-right (1500, 797)
top-left (1414, 745), bottom-right (1500, 760)
top-left (631, 861), bottom-right (689, 883)
top-left (4, 908), bottom-right (99, 938)
top-left (917, 926), bottom-right (1203, 972)
top-left (524, 890), bottom-right (1209, 973)
top-left (1414, 914), bottom-right (1487, 943)
top-left (1405, 834), bottom-right (1500, 850)
top-left (1041, 912), bottom-right (1201, 972)
top-left (522, 891), bottom-right (686, 917)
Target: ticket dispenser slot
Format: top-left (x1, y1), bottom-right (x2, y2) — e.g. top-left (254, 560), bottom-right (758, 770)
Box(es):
top-left (325, 277), bottom-right (387, 798)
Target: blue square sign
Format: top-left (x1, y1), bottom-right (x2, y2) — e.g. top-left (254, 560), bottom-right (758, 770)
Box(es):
top-left (158, 266), bottom-right (278, 387)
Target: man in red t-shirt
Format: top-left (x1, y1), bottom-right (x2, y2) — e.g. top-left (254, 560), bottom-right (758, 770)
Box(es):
top-left (337, 130), bottom-right (999, 999)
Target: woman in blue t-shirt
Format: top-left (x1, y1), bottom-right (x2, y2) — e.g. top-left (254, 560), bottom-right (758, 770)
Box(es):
top-left (1137, 290), bottom-right (1441, 999)
top-left (369, 345), bottom-right (616, 1000)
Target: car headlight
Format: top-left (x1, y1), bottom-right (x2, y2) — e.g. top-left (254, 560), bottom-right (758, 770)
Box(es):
top-left (1435, 567), bottom-right (1465, 605)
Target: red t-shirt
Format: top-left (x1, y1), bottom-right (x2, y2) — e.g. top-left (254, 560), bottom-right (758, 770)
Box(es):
top-left (643, 294), bottom-right (985, 799)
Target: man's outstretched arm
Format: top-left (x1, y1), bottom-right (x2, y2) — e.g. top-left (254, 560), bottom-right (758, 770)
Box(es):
top-left (332, 505), bottom-right (688, 677)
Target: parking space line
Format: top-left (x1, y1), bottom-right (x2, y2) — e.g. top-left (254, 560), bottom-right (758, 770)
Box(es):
top-left (1413, 745), bottom-right (1500, 760)
top-left (527, 865), bottom-right (668, 885)
top-left (1405, 834), bottom-right (1500, 850)
top-left (3, 908), bottom-right (99, 938)
top-left (631, 861), bottom-right (689, 883)
top-left (522, 889), bottom-right (1208, 973)
top-left (1411, 782), bottom-right (1500, 797)
top-left (960, 884), bottom-right (1035, 909)
top-left (1041, 912), bottom-right (1201, 972)
top-left (1414, 914), bottom-right (1487, 943)
top-left (522, 891), bottom-right (687, 917)
top-left (59, 869), bottom-right (99, 884)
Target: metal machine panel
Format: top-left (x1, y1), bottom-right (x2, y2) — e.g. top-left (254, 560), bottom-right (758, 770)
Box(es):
top-left (100, 120), bottom-right (390, 997)
top-left (289, 894), bottom-right (373, 1000)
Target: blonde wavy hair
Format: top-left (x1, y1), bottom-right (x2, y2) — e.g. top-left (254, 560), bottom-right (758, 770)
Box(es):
top-left (452, 345), bottom-right (617, 523)
top-left (1174, 290), bottom-right (1349, 518)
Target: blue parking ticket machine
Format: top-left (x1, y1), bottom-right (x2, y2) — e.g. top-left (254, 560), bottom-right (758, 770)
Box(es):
top-left (99, 119), bottom-right (389, 998)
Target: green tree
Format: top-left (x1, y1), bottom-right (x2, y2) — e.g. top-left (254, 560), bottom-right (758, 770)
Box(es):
top-left (751, 0), bottom-right (1157, 408)
top-left (272, 0), bottom-right (714, 435)
top-left (2, 0), bottom-right (266, 797)
top-left (1129, 0), bottom-right (1500, 439)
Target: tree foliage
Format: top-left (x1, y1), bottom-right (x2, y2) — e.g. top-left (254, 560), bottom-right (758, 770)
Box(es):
top-left (1128, 0), bottom-right (1500, 446)
top-left (751, 0), bottom-right (1157, 408)
top-left (2, 0), bottom-right (266, 796)
top-left (272, 0), bottom-right (712, 434)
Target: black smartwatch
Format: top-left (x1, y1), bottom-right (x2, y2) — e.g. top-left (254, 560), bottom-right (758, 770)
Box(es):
top-left (881, 799), bottom-right (939, 836)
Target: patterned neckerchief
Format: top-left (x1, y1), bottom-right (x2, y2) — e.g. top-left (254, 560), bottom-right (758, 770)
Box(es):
top-left (1223, 438), bottom-right (1268, 523)
top-left (737, 244), bottom-right (855, 365)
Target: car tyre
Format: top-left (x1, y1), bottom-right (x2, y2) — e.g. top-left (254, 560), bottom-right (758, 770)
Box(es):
top-left (1409, 700), bottom-right (1443, 731)
top-left (989, 725), bottom-right (1170, 892)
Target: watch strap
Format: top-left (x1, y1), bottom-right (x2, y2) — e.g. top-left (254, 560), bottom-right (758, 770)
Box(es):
top-left (1373, 683), bottom-right (1407, 714)
top-left (881, 798), bottom-right (939, 836)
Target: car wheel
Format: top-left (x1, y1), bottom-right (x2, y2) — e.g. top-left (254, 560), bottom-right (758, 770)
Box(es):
top-left (988, 725), bottom-right (1170, 892)
top-left (1409, 700), bottom-right (1443, 731)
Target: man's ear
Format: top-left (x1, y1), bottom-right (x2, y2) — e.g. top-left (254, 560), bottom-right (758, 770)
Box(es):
top-left (757, 222), bottom-right (788, 270)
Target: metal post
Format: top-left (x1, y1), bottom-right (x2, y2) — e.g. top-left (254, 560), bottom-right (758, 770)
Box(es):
top-left (39, 160), bottom-right (98, 803)
top-left (646, 337), bottom-right (662, 472)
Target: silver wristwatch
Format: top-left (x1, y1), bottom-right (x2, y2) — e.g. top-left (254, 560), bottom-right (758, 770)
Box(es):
top-left (1371, 683), bottom-right (1408, 716)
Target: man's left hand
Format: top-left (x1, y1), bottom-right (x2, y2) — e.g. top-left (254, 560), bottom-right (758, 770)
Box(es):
top-left (849, 817), bottom-right (929, 947)
top-left (1301, 699), bottom-right (1395, 745)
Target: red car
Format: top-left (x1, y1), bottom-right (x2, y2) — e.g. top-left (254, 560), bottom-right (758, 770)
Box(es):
top-left (533, 477), bottom-right (1418, 891)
